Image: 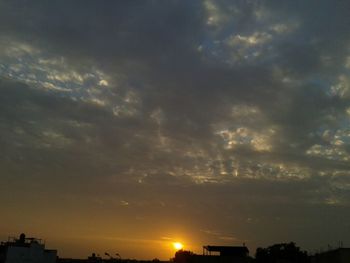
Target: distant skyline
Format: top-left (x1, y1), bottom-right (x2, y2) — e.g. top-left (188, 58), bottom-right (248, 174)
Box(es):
top-left (1, 0), bottom-right (350, 260)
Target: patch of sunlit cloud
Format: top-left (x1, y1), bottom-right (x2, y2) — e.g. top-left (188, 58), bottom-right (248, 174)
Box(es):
top-left (0, 37), bottom-right (115, 107)
top-left (306, 144), bottom-right (350, 161)
top-left (330, 75), bottom-right (350, 99)
top-left (215, 127), bottom-right (274, 152)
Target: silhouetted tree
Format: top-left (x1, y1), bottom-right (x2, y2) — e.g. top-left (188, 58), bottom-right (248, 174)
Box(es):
top-left (255, 242), bottom-right (309, 263)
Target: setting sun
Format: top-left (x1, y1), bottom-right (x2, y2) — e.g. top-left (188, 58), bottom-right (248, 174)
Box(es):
top-left (173, 242), bottom-right (183, 250)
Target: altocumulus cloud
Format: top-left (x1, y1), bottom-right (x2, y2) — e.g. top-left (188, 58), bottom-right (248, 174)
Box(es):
top-left (1, 0), bottom-right (350, 255)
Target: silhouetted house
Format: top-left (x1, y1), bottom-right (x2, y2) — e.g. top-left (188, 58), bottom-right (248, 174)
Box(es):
top-left (174, 245), bottom-right (250, 263)
top-left (203, 246), bottom-right (249, 258)
top-left (255, 242), bottom-right (309, 263)
top-left (0, 233), bottom-right (57, 263)
top-left (57, 253), bottom-right (104, 263)
top-left (311, 248), bottom-right (350, 263)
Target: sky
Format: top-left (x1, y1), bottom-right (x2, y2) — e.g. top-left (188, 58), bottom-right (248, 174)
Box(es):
top-left (1, 0), bottom-right (350, 260)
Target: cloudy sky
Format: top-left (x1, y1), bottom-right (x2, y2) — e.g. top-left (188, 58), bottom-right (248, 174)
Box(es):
top-left (1, 0), bottom-right (350, 259)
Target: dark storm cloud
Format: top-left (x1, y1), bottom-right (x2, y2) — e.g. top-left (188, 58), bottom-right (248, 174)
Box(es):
top-left (1, 0), bottom-right (350, 254)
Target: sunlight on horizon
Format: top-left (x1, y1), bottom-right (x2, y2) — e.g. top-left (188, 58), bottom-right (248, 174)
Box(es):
top-left (172, 242), bottom-right (183, 250)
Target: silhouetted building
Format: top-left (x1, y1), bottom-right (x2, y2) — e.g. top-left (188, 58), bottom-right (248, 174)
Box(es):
top-left (255, 242), bottom-right (309, 263)
top-left (203, 246), bottom-right (249, 258)
top-left (174, 245), bottom-right (250, 263)
top-left (57, 253), bottom-right (103, 263)
top-left (0, 233), bottom-right (57, 263)
top-left (311, 248), bottom-right (350, 263)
